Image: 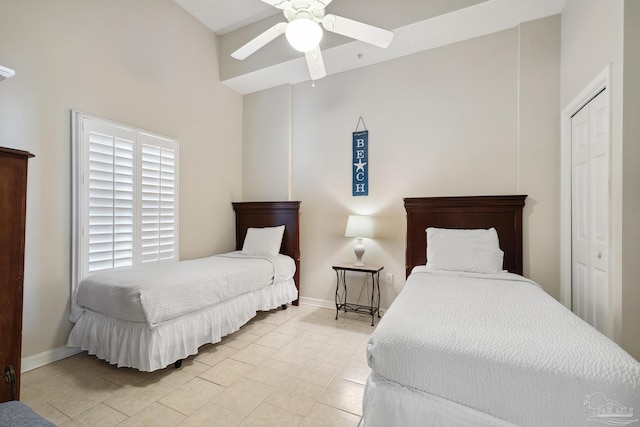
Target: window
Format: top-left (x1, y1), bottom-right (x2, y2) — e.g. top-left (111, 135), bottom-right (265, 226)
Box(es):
top-left (72, 112), bottom-right (179, 287)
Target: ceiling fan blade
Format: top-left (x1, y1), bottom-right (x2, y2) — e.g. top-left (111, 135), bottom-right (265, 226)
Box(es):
top-left (231, 22), bottom-right (287, 60)
top-left (322, 14), bottom-right (394, 48)
top-left (305, 46), bottom-right (327, 80)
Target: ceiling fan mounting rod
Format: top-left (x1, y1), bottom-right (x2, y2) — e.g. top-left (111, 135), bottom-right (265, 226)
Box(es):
top-left (283, 0), bottom-right (325, 22)
top-left (293, 10), bottom-right (314, 21)
top-left (288, 0), bottom-right (312, 9)
top-left (307, 0), bottom-right (329, 12)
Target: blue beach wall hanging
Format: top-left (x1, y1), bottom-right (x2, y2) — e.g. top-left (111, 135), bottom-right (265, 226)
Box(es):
top-left (352, 117), bottom-right (368, 196)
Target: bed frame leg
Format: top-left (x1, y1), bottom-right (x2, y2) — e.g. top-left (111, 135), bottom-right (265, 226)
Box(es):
top-left (174, 359), bottom-right (183, 369)
top-left (281, 304), bottom-right (287, 310)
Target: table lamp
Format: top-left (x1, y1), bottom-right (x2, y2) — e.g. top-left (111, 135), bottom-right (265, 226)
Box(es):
top-left (345, 215), bottom-right (374, 266)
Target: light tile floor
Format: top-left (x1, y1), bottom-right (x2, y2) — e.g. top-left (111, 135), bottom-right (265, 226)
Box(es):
top-left (21, 305), bottom-right (376, 426)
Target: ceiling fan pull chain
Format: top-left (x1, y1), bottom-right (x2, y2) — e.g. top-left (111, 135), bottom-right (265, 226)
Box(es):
top-left (354, 116), bottom-right (367, 132)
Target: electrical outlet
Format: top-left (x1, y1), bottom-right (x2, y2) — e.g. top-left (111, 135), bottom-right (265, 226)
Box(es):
top-left (385, 273), bottom-right (394, 285)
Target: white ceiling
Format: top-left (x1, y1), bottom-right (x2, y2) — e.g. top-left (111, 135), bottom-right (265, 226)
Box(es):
top-left (174, 0), bottom-right (567, 94)
top-left (174, 0), bottom-right (280, 34)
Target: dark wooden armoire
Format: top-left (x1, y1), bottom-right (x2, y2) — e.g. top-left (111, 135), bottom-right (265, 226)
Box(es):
top-left (0, 147), bottom-right (34, 402)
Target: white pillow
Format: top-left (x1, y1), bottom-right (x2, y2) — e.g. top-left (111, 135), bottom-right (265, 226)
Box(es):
top-left (241, 225), bottom-right (285, 256)
top-left (426, 227), bottom-right (504, 274)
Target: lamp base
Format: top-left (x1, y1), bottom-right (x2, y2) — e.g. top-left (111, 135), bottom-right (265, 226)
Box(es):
top-left (353, 237), bottom-right (365, 266)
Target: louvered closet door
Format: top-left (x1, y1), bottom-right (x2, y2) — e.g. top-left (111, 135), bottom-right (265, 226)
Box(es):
top-left (571, 89), bottom-right (610, 336)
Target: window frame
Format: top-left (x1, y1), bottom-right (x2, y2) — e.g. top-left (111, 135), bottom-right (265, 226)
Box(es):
top-left (71, 111), bottom-right (179, 296)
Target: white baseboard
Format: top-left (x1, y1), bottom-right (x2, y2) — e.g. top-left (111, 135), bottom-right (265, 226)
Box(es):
top-left (21, 346), bottom-right (82, 373)
top-left (299, 296), bottom-right (335, 310)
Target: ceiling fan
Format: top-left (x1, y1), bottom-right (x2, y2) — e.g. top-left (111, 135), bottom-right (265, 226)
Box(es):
top-left (231, 0), bottom-right (394, 81)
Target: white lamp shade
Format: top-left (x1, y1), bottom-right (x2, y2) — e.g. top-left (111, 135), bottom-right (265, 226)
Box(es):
top-left (285, 18), bottom-right (323, 52)
top-left (345, 215), bottom-right (374, 238)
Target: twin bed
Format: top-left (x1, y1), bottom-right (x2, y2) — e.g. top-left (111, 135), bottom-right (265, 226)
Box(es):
top-left (68, 201), bottom-right (300, 372)
top-left (363, 195), bottom-right (640, 427)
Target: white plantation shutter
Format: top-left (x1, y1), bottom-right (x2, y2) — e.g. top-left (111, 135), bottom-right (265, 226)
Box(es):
top-left (87, 131), bottom-right (135, 273)
top-left (140, 136), bottom-right (177, 263)
top-left (73, 112), bottom-right (179, 286)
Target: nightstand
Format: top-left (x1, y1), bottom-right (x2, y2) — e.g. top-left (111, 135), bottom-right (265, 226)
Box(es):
top-left (332, 263), bottom-right (383, 326)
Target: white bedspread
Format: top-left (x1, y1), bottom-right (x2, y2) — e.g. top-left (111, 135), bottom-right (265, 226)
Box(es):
top-left (366, 267), bottom-right (640, 427)
top-left (73, 252), bottom-right (295, 327)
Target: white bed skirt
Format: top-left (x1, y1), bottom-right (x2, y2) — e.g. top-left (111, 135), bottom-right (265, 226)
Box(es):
top-left (67, 279), bottom-right (297, 372)
top-left (361, 373), bottom-right (518, 427)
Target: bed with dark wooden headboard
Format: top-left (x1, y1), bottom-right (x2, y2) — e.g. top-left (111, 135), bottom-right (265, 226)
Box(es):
top-left (233, 201), bottom-right (301, 305)
top-left (363, 193), bottom-right (640, 427)
top-left (404, 195), bottom-right (527, 277)
top-left (68, 201), bottom-right (302, 372)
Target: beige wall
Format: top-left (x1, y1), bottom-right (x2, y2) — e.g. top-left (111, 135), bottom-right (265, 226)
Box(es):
top-left (244, 17), bottom-right (561, 310)
top-left (622, 0), bottom-right (640, 360)
top-left (243, 85), bottom-right (291, 201)
top-left (518, 15), bottom-right (562, 300)
top-left (0, 0), bottom-right (243, 361)
top-left (561, 0), bottom-right (640, 360)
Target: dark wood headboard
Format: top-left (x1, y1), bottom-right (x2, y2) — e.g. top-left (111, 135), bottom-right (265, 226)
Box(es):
top-left (232, 201), bottom-right (301, 305)
top-left (404, 195), bottom-right (527, 277)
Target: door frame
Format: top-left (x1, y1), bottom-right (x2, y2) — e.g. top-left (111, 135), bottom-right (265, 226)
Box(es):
top-left (560, 65), bottom-right (611, 317)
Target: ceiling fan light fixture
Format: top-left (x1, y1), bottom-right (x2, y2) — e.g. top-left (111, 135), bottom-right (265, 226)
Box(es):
top-left (285, 18), bottom-right (323, 52)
